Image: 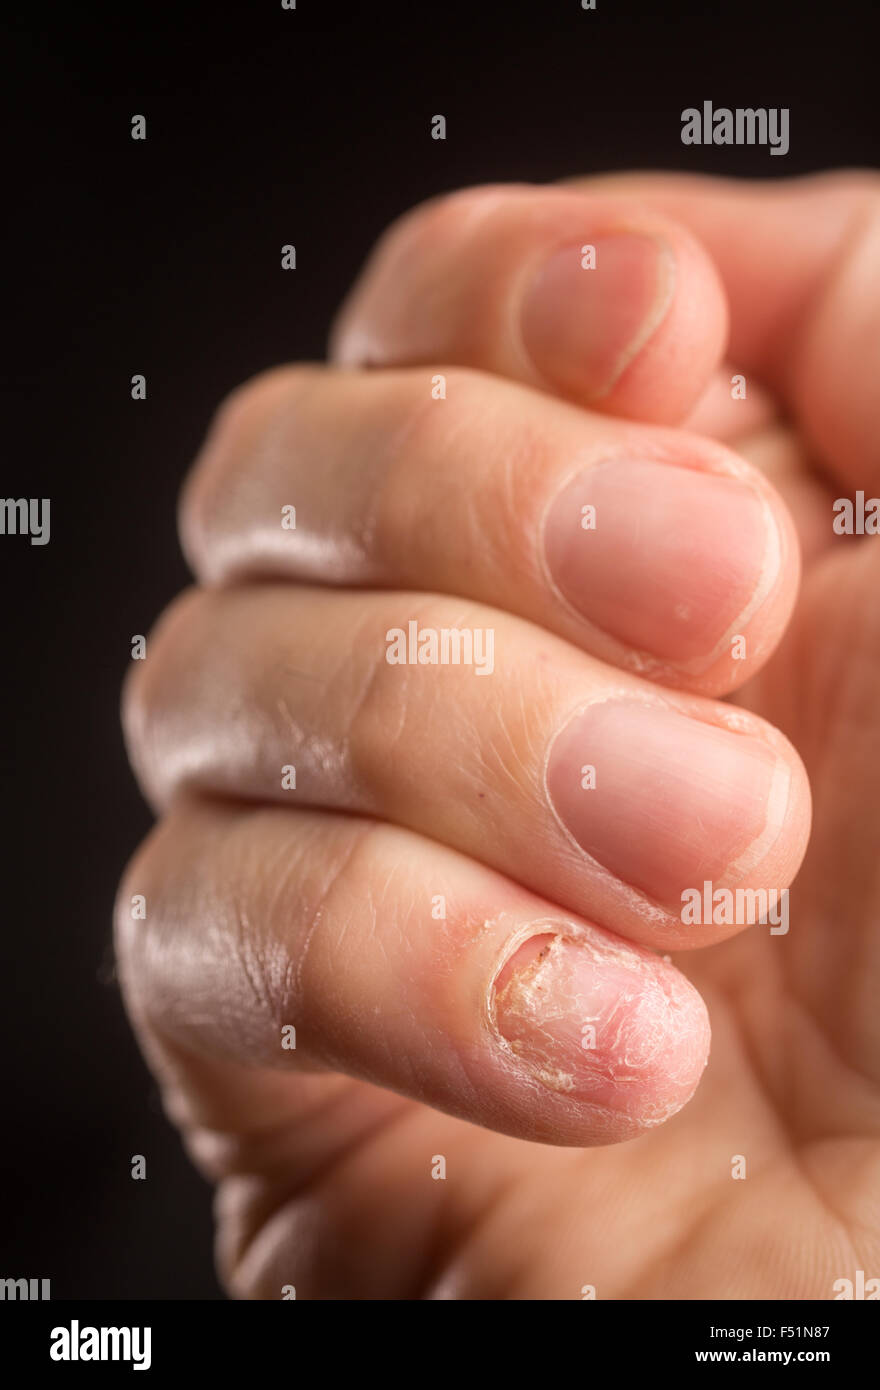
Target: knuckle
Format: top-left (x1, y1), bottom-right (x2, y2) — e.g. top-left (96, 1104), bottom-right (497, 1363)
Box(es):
top-left (113, 812), bottom-right (207, 1047)
top-left (178, 365), bottom-right (320, 577)
top-left (121, 586), bottom-right (209, 804)
top-left (113, 819), bottom-right (170, 1023)
top-left (114, 806), bottom-right (293, 1053)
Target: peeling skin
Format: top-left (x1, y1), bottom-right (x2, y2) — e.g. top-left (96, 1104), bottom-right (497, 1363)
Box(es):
top-left (489, 924), bottom-right (710, 1130)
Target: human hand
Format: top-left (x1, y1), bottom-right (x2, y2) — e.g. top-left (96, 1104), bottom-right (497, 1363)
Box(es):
top-left (116, 174), bottom-right (880, 1299)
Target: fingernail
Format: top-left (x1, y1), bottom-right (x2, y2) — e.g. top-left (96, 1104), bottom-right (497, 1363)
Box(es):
top-left (546, 700), bottom-right (790, 907)
top-left (521, 234), bottom-right (675, 400)
top-left (492, 930), bottom-right (709, 1123)
top-left (544, 460), bottom-right (777, 665)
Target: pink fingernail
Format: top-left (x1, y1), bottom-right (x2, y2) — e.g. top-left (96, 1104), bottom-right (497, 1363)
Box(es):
top-left (521, 234), bottom-right (675, 400)
top-left (546, 700), bottom-right (790, 907)
top-left (543, 460), bottom-right (777, 664)
top-left (492, 929), bottom-right (709, 1125)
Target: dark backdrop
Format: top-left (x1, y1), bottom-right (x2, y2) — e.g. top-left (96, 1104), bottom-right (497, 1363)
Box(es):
top-left (2, 0), bottom-right (875, 1299)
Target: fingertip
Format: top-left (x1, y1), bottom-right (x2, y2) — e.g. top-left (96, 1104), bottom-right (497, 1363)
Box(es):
top-left (659, 449), bottom-right (803, 697)
top-left (521, 215), bottom-right (729, 424)
top-left (541, 433), bottom-right (801, 698)
top-left (329, 185), bottom-right (730, 424)
top-left (600, 217), bottom-right (729, 423)
top-left (488, 925), bottom-right (711, 1144)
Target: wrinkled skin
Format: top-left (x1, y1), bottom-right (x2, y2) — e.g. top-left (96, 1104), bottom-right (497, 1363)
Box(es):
top-left (117, 173), bottom-right (880, 1299)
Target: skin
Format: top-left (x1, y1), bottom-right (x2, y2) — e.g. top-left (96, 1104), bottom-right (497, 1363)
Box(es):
top-left (117, 173), bottom-right (880, 1300)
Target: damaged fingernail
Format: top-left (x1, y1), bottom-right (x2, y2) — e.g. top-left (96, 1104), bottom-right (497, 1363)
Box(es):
top-left (491, 930), bottom-right (709, 1126)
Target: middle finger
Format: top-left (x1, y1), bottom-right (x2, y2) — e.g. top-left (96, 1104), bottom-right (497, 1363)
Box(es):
top-left (125, 583), bottom-right (810, 952)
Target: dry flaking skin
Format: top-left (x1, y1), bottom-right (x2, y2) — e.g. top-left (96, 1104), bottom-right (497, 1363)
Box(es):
top-left (489, 925), bottom-right (710, 1130)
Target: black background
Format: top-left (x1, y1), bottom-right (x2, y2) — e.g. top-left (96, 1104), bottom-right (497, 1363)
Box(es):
top-left (1, 0), bottom-right (875, 1300)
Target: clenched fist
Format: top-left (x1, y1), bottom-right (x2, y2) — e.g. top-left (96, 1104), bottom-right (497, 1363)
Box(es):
top-left (116, 173), bottom-right (880, 1300)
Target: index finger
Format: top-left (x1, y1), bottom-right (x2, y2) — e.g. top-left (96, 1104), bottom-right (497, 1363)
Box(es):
top-left (566, 170), bottom-right (880, 493)
top-left (330, 183), bottom-right (729, 425)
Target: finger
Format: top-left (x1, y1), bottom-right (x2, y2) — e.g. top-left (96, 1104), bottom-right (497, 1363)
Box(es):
top-left (736, 425), bottom-right (839, 568)
top-left (329, 184), bottom-right (728, 425)
top-left (565, 170), bottom-right (880, 491)
top-left (181, 365), bottom-right (800, 696)
top-left (123, 584), bottom-right (811, 952)
top-left (116, 797), bottom-right (712, 1146)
